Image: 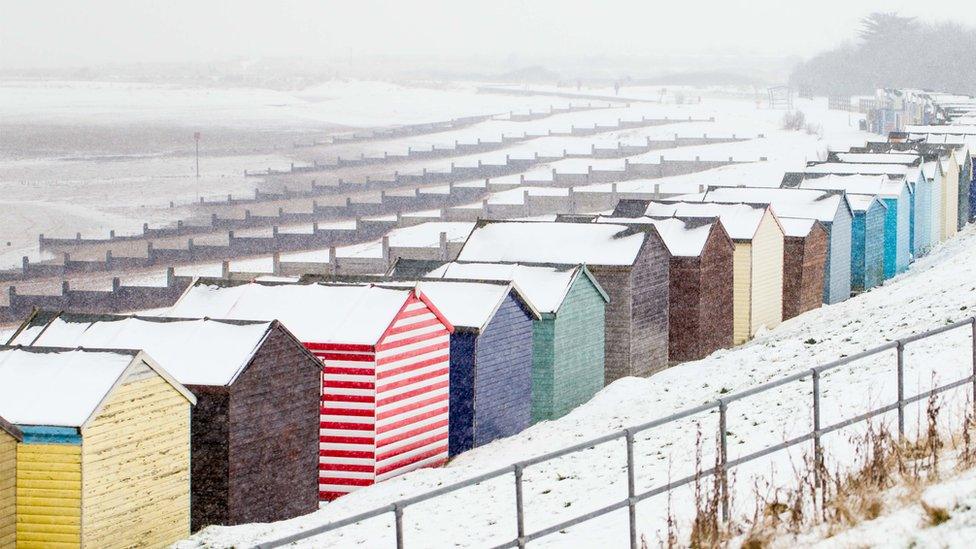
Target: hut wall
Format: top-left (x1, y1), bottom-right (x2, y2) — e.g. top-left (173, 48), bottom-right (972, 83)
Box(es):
top-left (930, 172), bottom-right (943, 245)
top-left (586, 267), bottom-right (633, 382)
top-left (313, 344), bottom-right (378, 501)
top-left (549, 275), bottom-right (606, 419)
top-left (783, 227), bottom-right (827, 320)
top-left (188, 387), bottom-right (230, 531)
top-left (826, 206), bottom-right (853, 304)
top-left (970, 174), bottom-right (976, 224)
top-left (629, 236), bottom-right (671, 376)
top-left (471, 293), bottom-right (534, 447)
top-left (749, 213), bottom-right (784, 337)
top-left (956, 153), bottom-right (970, 230)
top-left (372, 296), bottom-right (450, 483)
top-left (530, 318), bottom-right (557, 422)
top-left (851, 212), bottom-right (867, 292)
top-left (864, 204), bottom-right (887, 289)
top-left (448, 332), bottom-right (477, 455)
top-left (782, 237), bottom-right (805, 320)
top-left (913, 175), bottom-right (933, 256)
top-left (880, 191), bottom-right (910, 279)
top-left (942, 163), bottom-right (960, 240)
top-left (696, 227), bottom-right (735, 359)
top-left (226, 326), bottom-right (320, 525)
top-left (667, 255), bottom-right (702, 361)
top-left (908, 183), bottom-right (916, 256)
top-left (896, 189), bottom-right (911, 272)
top-left (80, 361), bottom-right (192, 548)
top-left (731, 242), bottom-right (753, 344)
top-left (0, 431), bottom-right (14, 548)
top-left (16, 442), bottom-right (81, 547)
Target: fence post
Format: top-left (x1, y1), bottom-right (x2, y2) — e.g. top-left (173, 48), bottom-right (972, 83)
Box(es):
top-left (625, 429), bottom-right (637, 549)
top-left (718, 399), bottom-right (729, 522)
top-left (394, 504), bottom-right (405, 549)
top-left (812, 368), bottom-right (823, 503)
top-left (514, 464), bottom-right (526, 548)
top-left (896, 341), bottom-right (905, 438)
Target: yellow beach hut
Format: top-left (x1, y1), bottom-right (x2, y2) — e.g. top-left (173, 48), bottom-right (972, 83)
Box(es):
top-left (0, 346), bottom-right (195, 549)
top-left (1, 416), bottom-right (21, 548)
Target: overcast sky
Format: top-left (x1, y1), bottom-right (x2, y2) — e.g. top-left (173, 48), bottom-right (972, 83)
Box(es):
top-left (3, 0), bottom-right (976, 70)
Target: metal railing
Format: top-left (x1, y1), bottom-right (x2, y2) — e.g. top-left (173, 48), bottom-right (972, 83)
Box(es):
top-left (256, 316), bottom-right (976, 549)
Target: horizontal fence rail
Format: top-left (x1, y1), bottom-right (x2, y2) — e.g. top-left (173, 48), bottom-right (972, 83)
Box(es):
top-left (255, 316), bottom-right (976, 549)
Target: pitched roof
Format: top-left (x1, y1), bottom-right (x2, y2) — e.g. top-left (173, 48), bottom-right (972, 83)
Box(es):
top-left (803, 163), bottom-right (910, 177)
top-left (169, 279), bottom-right (427, 345)
top-left (354, 279), bottom-right (534, 332)
top-left (457, 221), bottom-right (658, 266)
top-left (779, 217), bottom-right (818, 238)
top-left (8, 312), bottom-right (301, 387)
top-left (845, 194), bottom-right (886, 213)
top-left (831, 152), bottom-right (922, 165)
top-left (424, 261), bottom-right (608, 314)
top-left (796, 174), bottom-right (908, 200)
top-left (0, 346), bottom-right (194, 428)
top-left (699, 186), bottom-right (848, 223)
top-left (638, 201), bottom-right (773, 241)
top-left (594, 216), bottom-right (718, 257)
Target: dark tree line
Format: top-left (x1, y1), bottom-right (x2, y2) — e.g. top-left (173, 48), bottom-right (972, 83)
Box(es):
top-left (790, 13), bottom-right (976, 96)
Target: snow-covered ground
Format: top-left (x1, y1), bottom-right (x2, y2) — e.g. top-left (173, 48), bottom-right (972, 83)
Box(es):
top-left (775, 464), bottom-right (976, 548)
top-left (177, 227), bottom-right (976, 547)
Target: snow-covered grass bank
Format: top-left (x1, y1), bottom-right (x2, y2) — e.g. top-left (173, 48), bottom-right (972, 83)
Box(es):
top-left (787, 466), bottom-right (976, 548)
top-left (176, 222), bottom-right (976, 548)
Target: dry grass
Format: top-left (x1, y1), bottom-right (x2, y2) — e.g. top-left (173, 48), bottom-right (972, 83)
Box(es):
top-left (660, 390), bottom-right (976, 548)
top-left (656, 390), bottom-right (976, 547)
top-left (920, 501), bottom-right (951, 527)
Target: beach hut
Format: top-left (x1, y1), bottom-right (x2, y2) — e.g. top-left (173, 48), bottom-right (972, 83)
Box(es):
top-left (780, 219), bottom-right (829, 320)
top-left (794, 175), bottom-right (910, 279)
top-left (168, 279), bottom-right (454, 501)
top-left (0, 416), bottom-right (20, 549)
top-left (690, 187), bottom-right (853, 305)
top-left (845, 145), bottom-right (942, 256)
top-left (596, 213), bottom-right (735, 362)
top-left (634, 202), bottom-right (784, 345)
top-left (303, 276), bottom-right (540, 456)
top-left (843, 195), bottom-right (887, 292)
top-left (405, 280), bottom-right (537, 454)
top-left (394, 260), bottom-right (609, 422)
top-left (0, 346), bottom-right (195, 548)
top-left (456, 220), bottom-right (670, 381)
top-left (7, 312), bottom-right (322, 531)
top-left (827, 151), bottom-right (930, 256)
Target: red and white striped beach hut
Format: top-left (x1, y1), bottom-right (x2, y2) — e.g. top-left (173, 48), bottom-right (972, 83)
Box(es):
top-left (169, 278), bottom-right (454, 500)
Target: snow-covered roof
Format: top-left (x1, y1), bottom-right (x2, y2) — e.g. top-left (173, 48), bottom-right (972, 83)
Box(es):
top-left (457, 221), bottom-right (654, 266)
top-left (9, 313), bottom-right (283, 387)
top-left (844, 194), bottom-right (885, 213)
top-left (169, 281), bottom-right (417, 345)
top-left (833, 152), bottom-right (921, 165)
top-left (905, 124), bottom-right (976, 135)
top-left (700, 187), bottom-right (846, 223)
top-left (639, 201), bottom-right (770, 241)
top-left (425, 262), bottom-right (607, 314)
top-left (374, 280), bottom-right (521, 331)
top-left (0, 347), bottom-right (146, 427)
top-left (594, 216), bottom-right (716, 257)
top-left (804, 163), bottom-right (909, 177)
top-left (797, 174), bottom-right (907, 200)
top-left (779, 218), bottom-right (818, 238)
